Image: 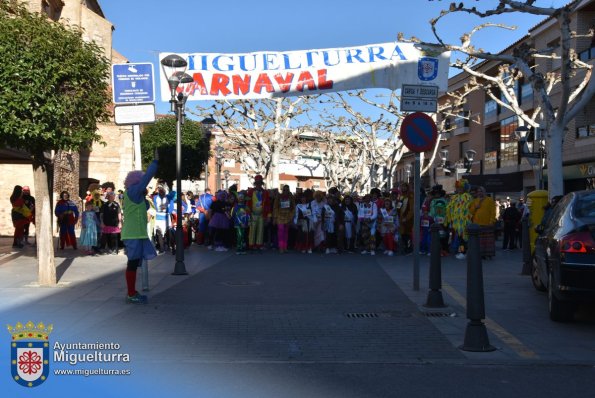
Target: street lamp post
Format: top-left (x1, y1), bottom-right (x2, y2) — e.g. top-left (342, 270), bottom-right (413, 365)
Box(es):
top-left (463, 149), bottom-right (477, 173)
top-left (201, 117), bottom-right (216, 191)
top-left (160, 54), bottom-right (194, 276)
top-left (215, 145), bottom-right (223, 191)
top-left (223, 170), bottom-right (230, 190)
top-left (516, 126), bottom-right (546, 190)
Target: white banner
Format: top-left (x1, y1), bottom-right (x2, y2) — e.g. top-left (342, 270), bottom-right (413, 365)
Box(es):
top-left (159, 42), bottom-right (450, 101)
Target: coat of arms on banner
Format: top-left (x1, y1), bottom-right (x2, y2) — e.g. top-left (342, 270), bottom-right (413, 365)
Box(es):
top-left (7, 321), bottom-right (52, 387)
top-left (418, 57), bottom-right (439, 81)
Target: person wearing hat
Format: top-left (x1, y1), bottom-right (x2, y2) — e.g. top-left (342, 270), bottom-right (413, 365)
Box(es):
top-left (21, 186), bottom-right (35, 245)
top-left (445, 179), bottom-right (473, 260)
top-left (121, 150), bottom-right (159, 304)
top-left (246, 175), bottom-right (272, 250)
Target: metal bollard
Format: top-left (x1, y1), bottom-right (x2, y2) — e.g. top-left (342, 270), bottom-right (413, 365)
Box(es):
top-left (521, 218), bottom-right (532, 275)
top-left (460, 223), bottom-right (496, 352)
top-left (141, 259), bottom-right (149, 291)
top-left (424, 223), bottom-right (446, 308)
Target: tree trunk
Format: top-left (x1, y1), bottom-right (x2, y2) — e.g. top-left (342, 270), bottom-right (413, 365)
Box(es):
top-left (547, 125), bottom-right (564, 198)
top-left (269, 99), bottom-right (283, 191)
top-left (34, 164), bottom-right (56, 286)
top-left (54, 150), bottom-right (80, 201)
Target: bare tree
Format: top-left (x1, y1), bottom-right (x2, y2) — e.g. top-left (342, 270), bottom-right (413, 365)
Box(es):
top-left (191, 97), bottom-right (314, 188)
top-left (304, 88), bottom-right (469, 192)
top-left (416, 0), bottom-right (595, 197)
top-left (306, 91), bottom-right (402, 192)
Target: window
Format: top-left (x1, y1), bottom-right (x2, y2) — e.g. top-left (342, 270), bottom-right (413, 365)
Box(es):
top-left (576, 124), bottom-right (595, 139)
top-left (578, 32), bottom-right (595, 62)
top-left (459, 141), bottom-right (470, 160)
top-left (444, 118), bottom-right (452, 131)
top-left (578, 48), bottom-right (593, 61)
top-left (485, 128), bottom-right (500, 152)
top-left (484, 100), bottom-right (498, 118)
top-left (521, 82), bottom-right (533, 103)
top-left (575, 193), bottom-right (595, 218)
top-left (499, 116), bottom-right (519, 167)
top-left (454, 111), bottom-right (470, 129)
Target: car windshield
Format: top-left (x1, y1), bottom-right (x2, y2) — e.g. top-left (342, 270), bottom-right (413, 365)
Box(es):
top-left (574, 192), bottom-right (595, 218)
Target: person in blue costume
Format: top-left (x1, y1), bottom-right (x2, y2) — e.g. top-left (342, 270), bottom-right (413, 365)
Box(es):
top-left (121, 150), bottom-right (159, 304)
top-left (195, 188), bottom-right (214, 245)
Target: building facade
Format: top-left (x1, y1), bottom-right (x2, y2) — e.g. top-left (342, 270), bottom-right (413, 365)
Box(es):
top-left (0, 0), bottom-right (134, 235)
top-left (403, 0), bottom-right (595, 198)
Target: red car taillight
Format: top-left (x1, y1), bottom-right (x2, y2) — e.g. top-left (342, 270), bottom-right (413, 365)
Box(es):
top-left (560, 231), bottom-right (595, 254)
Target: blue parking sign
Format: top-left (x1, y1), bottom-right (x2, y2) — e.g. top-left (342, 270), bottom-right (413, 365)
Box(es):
top-left (112, 63), bottom-right (155, 104)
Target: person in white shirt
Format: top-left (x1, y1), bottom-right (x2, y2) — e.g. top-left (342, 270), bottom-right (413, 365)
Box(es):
top-left (358, 194), bottom-right (378, 255)
top-left (310, 191), bottom-right (326, 251)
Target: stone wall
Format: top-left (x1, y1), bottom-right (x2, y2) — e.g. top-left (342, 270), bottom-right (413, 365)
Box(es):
top-left (0, 164), bottom-right (36, 236)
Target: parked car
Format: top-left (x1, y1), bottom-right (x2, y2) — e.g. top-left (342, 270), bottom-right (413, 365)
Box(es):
top-left (532, 190), bottom-right (595, 322)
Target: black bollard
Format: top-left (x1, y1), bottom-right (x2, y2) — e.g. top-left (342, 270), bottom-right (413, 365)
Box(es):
top-left (424, 223), bottom-right (446, 308)
top-left (521, 218), bottom-right (532, 275)
top-left (460, 223), bottom-right (496, 352)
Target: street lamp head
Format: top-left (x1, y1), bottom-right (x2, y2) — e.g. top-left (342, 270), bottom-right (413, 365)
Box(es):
top-left (166, 71), bottom-right (193, 97)
top-left (465, 149), bottom-right (476, 162)
top-left (440, 149), bottom-right (448, 162)
top-left (161, 54), bottom-right (188, 68)
top-left (174, 71), bottom-right (194, 84)
top-left (215, 145), bottom-right (224, 159)
top-left (160, 54), bottom-right (192, 99)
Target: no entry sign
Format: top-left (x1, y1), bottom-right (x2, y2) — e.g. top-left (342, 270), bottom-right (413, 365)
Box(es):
top-left (400, 112), bottom-right (438, 152)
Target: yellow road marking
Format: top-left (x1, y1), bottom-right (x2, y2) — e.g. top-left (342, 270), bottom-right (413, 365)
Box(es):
top-left (442, 283), bottom-right (538, 359)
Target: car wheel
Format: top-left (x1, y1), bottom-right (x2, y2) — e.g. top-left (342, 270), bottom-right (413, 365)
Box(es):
top-left (548, 272), bottom-right (574, 322)
top-left (531, 257), bottom-right (546, 292)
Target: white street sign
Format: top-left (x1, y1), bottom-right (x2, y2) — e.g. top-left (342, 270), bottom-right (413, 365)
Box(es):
top-left (402, 84), bottom-right (439, 98)
top-left (400, 84), bottom-right (439, 113)
top-left (400, 98), bottom-right (438, 113)
top-left (114, 104), bottom-right (156, 125)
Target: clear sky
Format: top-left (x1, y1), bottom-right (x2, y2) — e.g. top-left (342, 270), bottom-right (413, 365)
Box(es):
top-left (100, 0), bottom-right (568, 120)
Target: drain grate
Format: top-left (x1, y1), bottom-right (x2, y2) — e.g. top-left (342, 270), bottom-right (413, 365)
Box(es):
top-left (345, 312), bottom-right (380, 319)
top-left (422, 311), bottom-right (457, 318)
top-left (219, 281), bottom-right (261, 287)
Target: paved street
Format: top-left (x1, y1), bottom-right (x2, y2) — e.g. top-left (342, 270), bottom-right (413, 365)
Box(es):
top-left (1, 238), bottom-right (594, 396)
